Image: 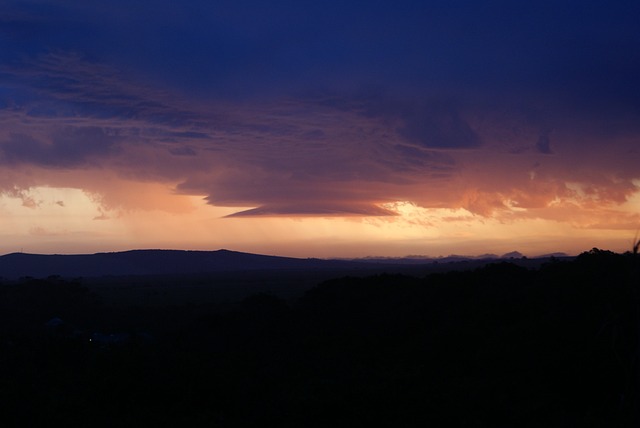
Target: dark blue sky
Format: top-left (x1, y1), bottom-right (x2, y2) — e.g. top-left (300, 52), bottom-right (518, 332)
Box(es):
top-left (4, 0), bottom-right (639, 103)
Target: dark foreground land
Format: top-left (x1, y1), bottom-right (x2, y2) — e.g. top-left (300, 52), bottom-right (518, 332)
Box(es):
top-left (1, 248), bottom-right (639, 427)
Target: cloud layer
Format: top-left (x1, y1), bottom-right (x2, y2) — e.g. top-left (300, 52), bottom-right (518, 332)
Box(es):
top-left (0, 1), bottom-right (639, 255)
top-left (0, 50), bottom-right (639, 223)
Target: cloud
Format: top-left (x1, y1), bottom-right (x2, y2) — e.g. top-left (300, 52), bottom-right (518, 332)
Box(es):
top-left (226, 203), bottom-right (399, 217)
top-left (535, 134), bottom-right (552, 154)
top-left (93, 211), bottom-right (109, 221)
top-left (398, 104), bottom-right (481, 149)
top-left (0, 51), bottom-right (638, 225)
top-left (168, 146), bottom-right (197, 156)
top-left (0, 52), bottom-right (204, 127)
top-left (1, 186), bottom-right (41, 209)
top-left (0, 127), bottom-right (119, 168)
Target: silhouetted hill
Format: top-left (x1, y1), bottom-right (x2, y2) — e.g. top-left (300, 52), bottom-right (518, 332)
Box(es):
top-left (0, 249), bottom-right (575, 279)
top-left (501, 250), bottom-right (524, 258)
top-left (0, 249), bottom-right (576, 279)
top-left (352, 251), bottom-right (553, 264)
top-left (0, 248), bottom-right (638, 426)
top-left (0, 249), bottom-right (378, 279)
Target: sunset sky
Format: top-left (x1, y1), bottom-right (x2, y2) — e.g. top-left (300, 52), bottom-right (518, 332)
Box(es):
top-left (1, 0), bottom-right (639, 258)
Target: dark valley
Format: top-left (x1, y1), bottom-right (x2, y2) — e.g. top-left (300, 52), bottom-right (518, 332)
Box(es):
top-left (0, 248), bottom-right (638, 427)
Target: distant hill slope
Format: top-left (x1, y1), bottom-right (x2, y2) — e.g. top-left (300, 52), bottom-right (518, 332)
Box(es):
top-left (0, 249), bottom-right (370, 279)
top-left (0, 249), bottom-right (573, 279)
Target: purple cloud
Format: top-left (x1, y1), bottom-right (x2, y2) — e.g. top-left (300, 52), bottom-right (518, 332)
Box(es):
top-left (0, 41), bottom-right (638, 220)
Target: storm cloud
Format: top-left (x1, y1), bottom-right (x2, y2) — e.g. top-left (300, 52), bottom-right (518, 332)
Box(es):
top-left (1, 127), bottom-right (119, 167)
top-left (0, 0), bottom-right (638, 226)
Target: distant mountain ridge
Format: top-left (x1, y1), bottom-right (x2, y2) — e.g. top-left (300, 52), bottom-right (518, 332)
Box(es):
top-left (0, 249), bottom-right (574, 279)
top-left (0, 249), bottom-right (364, 279)
top-left (351, 251), bottom-right (571, 265)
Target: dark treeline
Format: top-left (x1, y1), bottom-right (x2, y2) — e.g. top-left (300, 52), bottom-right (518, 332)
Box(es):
top-left (0, 248), bottom-right (639, 427)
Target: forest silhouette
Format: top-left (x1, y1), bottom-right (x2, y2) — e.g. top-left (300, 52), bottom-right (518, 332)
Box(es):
top-left (0, 248), bottom-right (639, 426)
